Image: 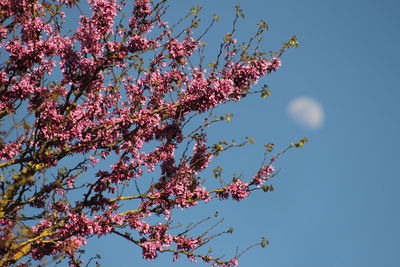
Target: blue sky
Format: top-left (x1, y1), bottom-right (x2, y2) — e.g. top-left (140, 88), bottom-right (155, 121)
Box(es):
top-left (52, 0), bottom-right (400, 266)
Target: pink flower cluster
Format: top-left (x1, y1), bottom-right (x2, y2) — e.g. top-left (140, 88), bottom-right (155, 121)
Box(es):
top-left (219, 180), bottom-right (250, 201)
top-left (168, 36), bottom-right (199, 60)
top-left (190, 138), bottom-right (212, 171)
top-left (0, 26), bottom-right (7, 40)
top-left (134, 0), bottom-right (151, 17)
top-left (174, 236), bottom-right (200, 251)
top-left (0, 141), bottom-right (21, 161)
top-left (141, 241), bottom-right (163, 260)
top-left (253, 164), bottom-right (275, 185)
top-left (148, 165), bottom-right (211, 210)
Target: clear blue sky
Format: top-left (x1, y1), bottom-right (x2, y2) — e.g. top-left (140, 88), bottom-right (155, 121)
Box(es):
top-left (64, 0), bottom-right (400, 266)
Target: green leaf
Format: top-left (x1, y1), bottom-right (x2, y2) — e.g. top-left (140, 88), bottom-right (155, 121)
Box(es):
top-left (261, 89), bottom-right (270, 98)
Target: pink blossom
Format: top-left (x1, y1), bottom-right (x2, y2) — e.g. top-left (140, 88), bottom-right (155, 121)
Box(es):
top-left (0, 26), bottom-right (7, 40)
top-left (141, 241), bottom-right (162, 260)
top-left (0, 141), bottom-right (21, 161)
top-left (190, 139), bottom-right (212, 171)
top-left (253, 164), bottom-right (275, 185)
top-left (224, 180), bottom-right (250, 201)
top-left (134, 0), bottom-right (151, 16)
top-left (128, 35), bottom-right (150, 53)
top-left (174, 236), bottom-right (200, 251)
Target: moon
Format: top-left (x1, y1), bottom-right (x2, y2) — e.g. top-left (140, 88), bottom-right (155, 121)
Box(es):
top-left (287, 96), bottom-right (324, 129)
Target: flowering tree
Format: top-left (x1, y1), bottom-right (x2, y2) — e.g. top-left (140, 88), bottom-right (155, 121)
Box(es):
top-left (0, 0), bottom-right (303, 266)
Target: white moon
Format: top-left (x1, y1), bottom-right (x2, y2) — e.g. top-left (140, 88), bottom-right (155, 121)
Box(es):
top-left (287, 96), bottom-right (324, 129)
